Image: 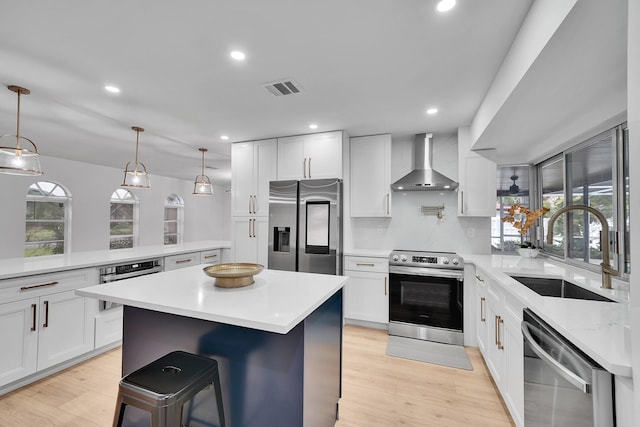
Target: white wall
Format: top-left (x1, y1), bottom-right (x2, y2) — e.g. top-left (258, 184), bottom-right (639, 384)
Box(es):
top-left (344, 133), bottom-right (490, 254)
top-left (0, 155), bottom-right (230, 259)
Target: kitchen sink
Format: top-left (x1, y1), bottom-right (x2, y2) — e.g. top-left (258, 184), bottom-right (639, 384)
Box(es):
top-left (509, 276), bottom-right (616, 302)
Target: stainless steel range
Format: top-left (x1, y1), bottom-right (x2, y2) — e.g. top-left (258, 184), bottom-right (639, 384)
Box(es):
top-left (388, 250), bottom-right (464, 345)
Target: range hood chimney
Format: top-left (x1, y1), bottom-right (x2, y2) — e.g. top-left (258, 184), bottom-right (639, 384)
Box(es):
top-left (391, 133), bottom-right (458, 192)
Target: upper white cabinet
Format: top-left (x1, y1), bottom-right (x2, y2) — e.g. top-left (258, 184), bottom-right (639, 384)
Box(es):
top-left (231, 139), bottom-right (277, 217)
top-left (457, 127), bottom-right (496, 217)
top-left (350, 134), bottom-right (392, 217)
top-left (277, 131), bottom-right (344, 180)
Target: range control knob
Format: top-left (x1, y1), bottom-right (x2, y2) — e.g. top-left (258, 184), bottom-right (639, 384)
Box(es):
top-left (392, 255), bottom-right (399, 262)
top-left (442, 258), bottom-right (450, 265)
top-left (400, 255), bottom-right (408, 262)
top-left (452, 258), bottom-right (460, 266)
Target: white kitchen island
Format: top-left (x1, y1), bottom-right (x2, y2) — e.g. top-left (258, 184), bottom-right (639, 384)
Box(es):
top-left (77, 266), bottom-right (347, 427)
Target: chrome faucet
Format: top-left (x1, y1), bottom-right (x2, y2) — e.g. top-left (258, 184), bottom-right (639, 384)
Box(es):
top-left (545, 205), bottom-right (618, 289)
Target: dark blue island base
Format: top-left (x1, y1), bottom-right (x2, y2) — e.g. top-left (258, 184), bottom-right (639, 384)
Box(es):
top-left (119, 290), bottom-right (342, 427)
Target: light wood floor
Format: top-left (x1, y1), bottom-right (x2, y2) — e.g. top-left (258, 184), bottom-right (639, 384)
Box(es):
top-left (0, 325), bottom-right (514, 427)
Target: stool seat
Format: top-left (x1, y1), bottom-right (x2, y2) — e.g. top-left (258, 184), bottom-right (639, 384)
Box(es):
top-left (113, 351), bottom-right (225, 427)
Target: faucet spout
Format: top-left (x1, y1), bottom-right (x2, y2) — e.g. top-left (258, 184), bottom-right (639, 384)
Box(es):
top-left (545, 205), bottom-right (618, 289)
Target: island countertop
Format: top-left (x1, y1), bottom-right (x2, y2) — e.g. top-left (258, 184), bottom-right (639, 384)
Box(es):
top-left (77, 265), bottom-right (348, 334)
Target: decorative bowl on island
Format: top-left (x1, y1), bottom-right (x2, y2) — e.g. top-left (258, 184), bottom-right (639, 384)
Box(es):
top-left (203, 263), bottom-right (264, 288)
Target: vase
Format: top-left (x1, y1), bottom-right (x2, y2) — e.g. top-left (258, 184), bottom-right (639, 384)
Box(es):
top-left (517, 248), bottom-right (540, 259)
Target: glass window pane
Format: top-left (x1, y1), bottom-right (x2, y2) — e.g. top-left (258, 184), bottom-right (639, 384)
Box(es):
top-left (540, 157), bottom-right (565, 256)
top-left (164, 221), bottom-right (177, 234)
top-left (110, 203), bottom-right (134, 220)
top-left (25, 241), bottom-right (64, 257)
top-left (110, 221), bottom-right (133, 236)
top-left (566, 133), bottom-right (613, 266)
top-left (34, 201), bottom-right (65, 220)
top-left (165, 207), bottom-right (178, 221)
top-left (164, 235), bottom-right (178, 245)
top-left (26, 201), bottom-right (36, 220)
top-left (110, 237), bottom-right (133, 250)
top-left (25, 223), bottom-right (64, 243)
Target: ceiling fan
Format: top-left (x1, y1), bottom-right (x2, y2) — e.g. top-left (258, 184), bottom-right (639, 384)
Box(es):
top-left (509, 170), bottom-right (520, 195)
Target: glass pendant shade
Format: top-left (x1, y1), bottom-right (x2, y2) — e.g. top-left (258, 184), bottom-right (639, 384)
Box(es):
top-left (122, 126), bottom-right (150, 188)
top-left (193, 148), bottom-right (213, 195)
top-left (0, 86), bottom-right (43, 176)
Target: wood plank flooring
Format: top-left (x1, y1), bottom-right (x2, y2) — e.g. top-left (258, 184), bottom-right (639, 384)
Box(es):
top-left (0, 325), bottom-right (514, 427)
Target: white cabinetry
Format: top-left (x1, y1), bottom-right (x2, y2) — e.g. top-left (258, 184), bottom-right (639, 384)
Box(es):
top-left (200, 249), bottom-right (221, 265)
top-left (231, 139), bottom-right (277, 217)
top-left (474, 267), bottom-right (524, 427)
top-left (231, 217), bottom-right (269, 265)
top-left (277, 131), bottom-right (343, 180)
top-left (343, 256), bottom-right (388, 328)
top-left (457, 127), bottom-right (496, 217)
top-left (350, 134), bottom-right (391, 217)
top-left (0, 268), bottom-right (97, 388)
top-left (164, 252), bottom-right (202, 271)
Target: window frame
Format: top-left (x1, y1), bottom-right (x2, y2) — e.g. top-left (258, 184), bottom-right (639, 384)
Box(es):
top-left (164, 194), bottom-right (184, 246)
top-left (109, 188), bottom-right (139, 250)
top-left (24, 181), bottom-right (71, 257)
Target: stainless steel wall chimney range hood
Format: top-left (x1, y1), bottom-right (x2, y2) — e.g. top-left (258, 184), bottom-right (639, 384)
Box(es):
top-left (391, 133), bottom-right (459, 191)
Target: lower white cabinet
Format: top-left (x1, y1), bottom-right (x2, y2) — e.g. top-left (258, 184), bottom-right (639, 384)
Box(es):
top-left (200, 249), bottom-right (221, 265)
top-left (0, 298), bottom-right (38, 386)
top-left (231, 217), bottom-right (268, 266)
top-left (474, 267), bottom-right (524, 427)
top-left (164, 251), bottom-right (201, 271)
top-left (343, 256), bottom-right (388, 327)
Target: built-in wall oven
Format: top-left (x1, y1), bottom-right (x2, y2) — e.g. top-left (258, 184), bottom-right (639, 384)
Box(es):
top-left (522, 309), bottom-right (614, 426)
top-left (98, 258), bottom-right (163, 310)
top-left (388, 250), bottom-right (463, 345)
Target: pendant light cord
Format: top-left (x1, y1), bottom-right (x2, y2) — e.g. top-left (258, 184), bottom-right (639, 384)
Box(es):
top-left (134, 129), bottom-right (140, 163)
top-left (201, 150), bottom-right (205, 175)
top-left (15, 90), bottom-right (22, 149)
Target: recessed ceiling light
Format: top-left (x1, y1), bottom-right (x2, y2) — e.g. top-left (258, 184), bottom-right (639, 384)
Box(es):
top-left (220, 135), bottom-right (229, 140)
top-left (309, 124), bottom-right (318, 130)
top-left (230, 51), bottom-right (246, 61)
top-left (436, 0), bottom-right (456, 12)
top-left (104, 85), bottom-right (120, 93)
top-left (427, 108), bottom-right (439, 115)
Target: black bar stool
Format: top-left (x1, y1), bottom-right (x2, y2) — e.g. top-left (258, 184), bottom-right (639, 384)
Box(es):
top-left (113, 351), bottom-right (225, 427)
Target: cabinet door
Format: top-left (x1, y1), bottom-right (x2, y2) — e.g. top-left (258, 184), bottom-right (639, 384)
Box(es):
top-left (485, 301), bottom-right (505, 388)
top-left (304, 131), bottom-right (343, 179)
top-left (503, 318), bottom-right (524, 427)
top-left (37, 291), bottom-right (94, 370)
top-left (350, 134), bottom-right (391, 217)
top-left (231, 142), bottom-right (256, 216)
top-left (254, 139), bottom-right (278, 216)
top-left (344, 271), bottom-right (388, 324)
top-left (200, 249), bottom-right (221, 265)
top-left (231, 217), bottom-right (257, 263)
top-left (458, 150), bottom-right (496, 217)
top-left (0, 298), bottom-right (38, 387)
top-left (277, 135), bottom-right (306, 180)
top-left (164, 252), bottom-right (201, 271)
top-left (475, 278), bottom-right (488, 356)
top-left (255, 217), bottom-right (270, 267)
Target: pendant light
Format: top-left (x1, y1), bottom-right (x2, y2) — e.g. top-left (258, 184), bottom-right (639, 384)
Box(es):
top-left (193, 148), bottom-right (213, 195)
top-left (509, 171), bottom-right (520, 195)
top-left (0, 85), bottom-right (43, 176)
top-left (122, 126), bottom-right (150, 188)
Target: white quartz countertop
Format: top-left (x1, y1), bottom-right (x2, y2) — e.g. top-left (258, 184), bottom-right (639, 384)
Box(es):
top-left (462, 254), bottom-right (632, 376)
top-left (0, 240), bottom-right (230, 280)
top-left (77, 266), bottom-right (347, 334)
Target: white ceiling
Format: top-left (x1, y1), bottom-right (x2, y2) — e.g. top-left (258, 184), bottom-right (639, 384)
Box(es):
top-left (1, 1), bottom-right (535, 186)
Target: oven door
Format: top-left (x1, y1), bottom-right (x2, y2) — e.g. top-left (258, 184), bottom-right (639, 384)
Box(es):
top-left (389, 266), bottom-right (463, 331)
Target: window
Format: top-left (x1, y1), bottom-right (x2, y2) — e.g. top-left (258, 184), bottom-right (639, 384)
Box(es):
top-left (25, 181), bottom-right (70, 257)
top-left (110, 189), bottom-right (138, 250)
top-left (164, 194), bottom-right (184, 245)
top-left (492, 165), bottom-right (531, 253)
top-left (538, 124), bottom-right (629, 275)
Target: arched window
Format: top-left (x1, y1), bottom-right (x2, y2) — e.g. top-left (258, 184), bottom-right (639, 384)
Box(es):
top-left (164, 194), bottom-right (184, 245)
top-left (110, 188), bottom-right (138, 250)
top-left (25, 181), bottom-right (70, 257)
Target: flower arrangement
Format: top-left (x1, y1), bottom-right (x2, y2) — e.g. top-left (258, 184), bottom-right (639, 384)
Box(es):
top-left (502, 204), bottom-right (549, 248)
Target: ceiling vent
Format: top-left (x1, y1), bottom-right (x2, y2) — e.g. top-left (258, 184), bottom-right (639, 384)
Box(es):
top-left (263, 79), bottom-right (302, 96)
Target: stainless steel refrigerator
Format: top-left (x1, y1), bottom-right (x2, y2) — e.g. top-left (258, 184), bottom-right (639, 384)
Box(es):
top-left (268, 178), bottom-right (343, 275)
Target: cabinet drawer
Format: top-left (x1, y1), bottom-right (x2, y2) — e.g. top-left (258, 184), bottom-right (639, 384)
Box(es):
top-left (0, 268), bottom-right (98, 304)
top-left (164, 252), bottom-right (201, 271)
top-left (200, 249), bottom-right (221, 265)
top-left (344, 256), bottom-right (388, 273)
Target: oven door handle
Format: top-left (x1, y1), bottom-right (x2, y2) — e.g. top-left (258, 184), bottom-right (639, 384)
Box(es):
top-left (521, 320), bottom-right (590, 394)
top-left (389, 265), bottom-right (463, 279)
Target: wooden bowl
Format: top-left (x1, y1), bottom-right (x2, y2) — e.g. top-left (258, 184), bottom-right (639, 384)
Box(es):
top-left (203, 263), bottom-right (264, 288)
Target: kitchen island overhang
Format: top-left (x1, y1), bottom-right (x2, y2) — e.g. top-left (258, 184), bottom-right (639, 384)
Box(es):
top-left (77, 266), bottom-right (347, 427)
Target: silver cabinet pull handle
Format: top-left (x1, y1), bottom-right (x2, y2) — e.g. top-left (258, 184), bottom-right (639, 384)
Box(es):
top-left (475, 275), bottom-right (484, 282)
top-left (386, 193), bottom-right (390, 215)
top-left (252, 195), bottom-right (257, 214)
top-left (249, 196), bottom-right (252, 214)
top-left (204, 254), bottom-right (218, 260)
top-left (356, 263), bottom-right (375, 267)
top-left (497, 316), bottom-right (504, 350)
top-left (308, 157), bottom-right (311, 178)
top-left (384, 277), bottom-right (387, 296)
top-left (303, 158), bottom-right (307, 178)
top-left (31, 304), bottom-right (37, 331)
top-left (20, 281), bottom-right (59, 291)
top-left (175, 258), bottom-right (192, 264)
top-left (43, 300), bottom-right (49, 328)
top-left (460, 190), bottom-right (464, 214)
top-left (480, 297), bottom-right (486, 322)
top-left (495, 315), bottom-right (499, 346)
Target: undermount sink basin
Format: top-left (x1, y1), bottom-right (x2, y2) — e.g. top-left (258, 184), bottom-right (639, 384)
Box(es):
top-left (509, 276), bottom-right (616, 303)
